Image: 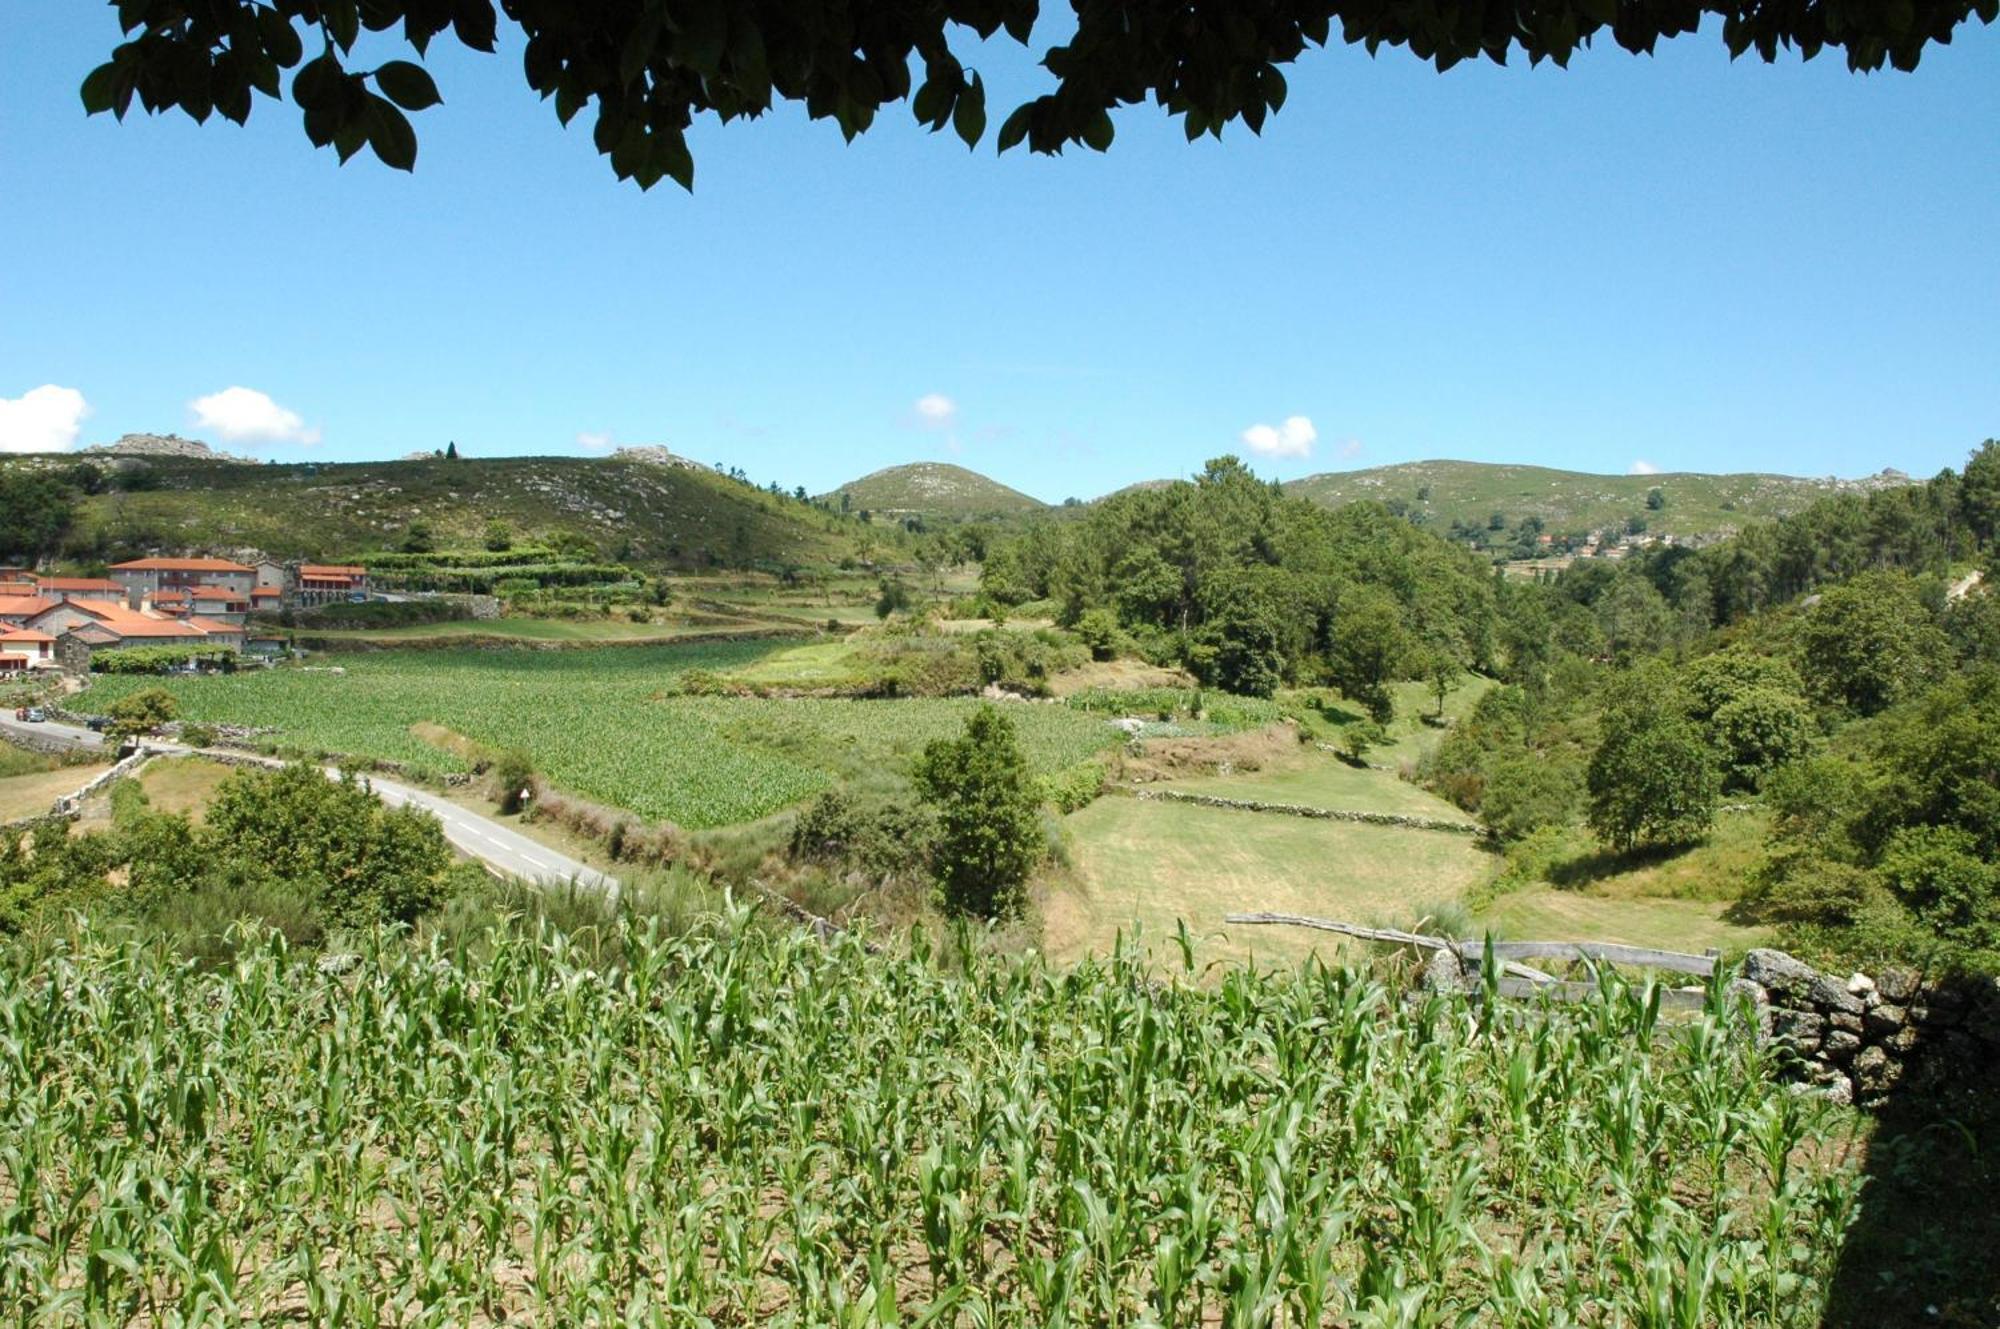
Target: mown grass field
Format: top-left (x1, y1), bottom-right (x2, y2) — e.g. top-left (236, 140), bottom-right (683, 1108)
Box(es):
top-left (79, 644), bottom-right (1122, 829)
top-left (1046, 798), bottom-right (1493, 968)
top-left (0, 766), bottom-right (105, 823)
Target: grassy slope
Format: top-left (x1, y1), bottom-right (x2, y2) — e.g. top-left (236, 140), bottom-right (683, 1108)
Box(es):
top-left (47, 455), bottom-right (871, 568)
top-left (1055, 672), bottom-right (1769, 964)
top-left (0, 766), bottom-right (106, 823)
top-left (1285, 460), bottom-right (1905, 539)
top-left (1480, 813), bottom-right (1773, 956)
top-left (1046, 799), bottom-right (1492, 969)
top-left (823, 463), bottom-right (1047, 518)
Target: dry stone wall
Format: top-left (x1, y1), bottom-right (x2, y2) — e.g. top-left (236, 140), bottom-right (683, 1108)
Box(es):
top-left (1123, 786), bottom-right (1481, 834)
top-left (1738, 949), bottom-right (2000, 1106)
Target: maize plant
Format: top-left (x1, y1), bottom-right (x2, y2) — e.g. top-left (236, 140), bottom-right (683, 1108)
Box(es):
top-left (0, 913), bottom-right (1859, 1326)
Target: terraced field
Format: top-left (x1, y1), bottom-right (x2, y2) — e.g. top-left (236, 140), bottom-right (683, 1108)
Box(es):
top-left (79, 645), bottom-right (1121, 829)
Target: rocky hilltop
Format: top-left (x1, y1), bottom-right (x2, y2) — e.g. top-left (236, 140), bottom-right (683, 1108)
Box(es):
top-left (612, 445), bottom-right (704, 471)
top-left (83, 433), bottom-right (258, 465)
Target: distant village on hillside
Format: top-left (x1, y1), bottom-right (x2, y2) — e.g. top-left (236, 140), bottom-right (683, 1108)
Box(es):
top-left (0, 558), bottom-right (367, 676)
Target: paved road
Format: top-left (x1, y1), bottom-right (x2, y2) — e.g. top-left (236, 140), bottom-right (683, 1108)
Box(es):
top-left (0, 713), bottom-right (616, 895)
top-left (355, 772), bottom-right (618, 896)
top-left (0, 711), bottom-right (105, 751)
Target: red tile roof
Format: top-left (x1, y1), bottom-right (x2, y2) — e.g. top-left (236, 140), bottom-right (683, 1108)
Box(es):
top-left (33, 577), bottom-right (124, 592)
top-left (0, 596), bottom-right (60, 619)
top-left (0, 629), bottom-right (55, 644)
top-left (185, 616), bottom-right (246, 637)
top-left (188, 586), bottom-right (246, 601)
top-left (250, 587), bottom-right (281, 597)
top-left (109, 557), bottom-right (255, 573)
top-left (64, 604), bottom-right (211, 638)
top-left (300, 564), bottom-right (367, 577)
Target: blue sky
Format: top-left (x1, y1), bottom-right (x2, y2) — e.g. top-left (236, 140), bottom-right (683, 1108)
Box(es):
top-left (4, 7), bottom-right (1997, 501)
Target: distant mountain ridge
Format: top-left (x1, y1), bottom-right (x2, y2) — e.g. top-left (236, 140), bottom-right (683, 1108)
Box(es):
top-left (1280, 460), bottom-right (1912, 539)
top-left (824, 463), bottom-right (1047, 519)
top-left (4, 453), bottom-right (874, 568)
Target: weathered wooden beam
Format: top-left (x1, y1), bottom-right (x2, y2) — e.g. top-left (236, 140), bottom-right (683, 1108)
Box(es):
top-left (1222, 913), bottom-right (1558, 983)
top-left (1452, 940), bottom-right (1717, 977)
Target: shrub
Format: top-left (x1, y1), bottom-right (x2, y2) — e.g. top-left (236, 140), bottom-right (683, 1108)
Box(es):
top-left (1339, 720), bottom-right (1387, 767)
top-left (204, 764), bottom-right (453, 925)
top-left (493, 750), bottom-right (536, 815)
top-left (179, 723), bottom-right (218, 749)
top-left (1479, 753), bottom-right (1583, 844)
top-left (912, 706), bottom-right (1043, 920)
top-left (1073, 608), bottom-right (1121, 661)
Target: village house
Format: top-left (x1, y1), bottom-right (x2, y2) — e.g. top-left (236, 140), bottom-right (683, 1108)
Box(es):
top-left (297, 564), bottom-right (370, 605)
top-left (45, 602), bottom-right (238, 672)
top-left (108, 557), bottom-right (257, 600)
top-left (0, 629), bottom-right (59, 673)
top-left (31, 576), bottom-right (127, 604)
top-left (0, 596), bottom-right (61, 627)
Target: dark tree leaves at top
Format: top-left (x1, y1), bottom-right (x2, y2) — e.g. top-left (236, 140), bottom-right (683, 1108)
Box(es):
top-left (80, 0), bottom-right (1995, 189)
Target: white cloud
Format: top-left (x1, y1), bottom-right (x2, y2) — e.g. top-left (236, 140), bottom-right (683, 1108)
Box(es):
top-left (1338, 438), bottom-right (1364, 460)
top-left (189, 386), bottom-right (321, 446)
top-left (1239, 415), bottom-right (1317, 460)
top-left (913, 393), bottom-right (957, 426)
top-left (576, 431), bottom-right (615, 454)
top-left (0, 385), bottom-right (90, 454)
top-left (1628, 459), bottom-right (1661, 476)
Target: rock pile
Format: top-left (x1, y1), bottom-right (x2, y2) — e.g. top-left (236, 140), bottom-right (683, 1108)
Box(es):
top-left (83, 432), bottom-right (257, 464)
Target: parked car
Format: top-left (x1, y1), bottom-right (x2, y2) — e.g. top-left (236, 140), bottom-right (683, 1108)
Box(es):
top-left (22, 708), bottom-right (45, 723)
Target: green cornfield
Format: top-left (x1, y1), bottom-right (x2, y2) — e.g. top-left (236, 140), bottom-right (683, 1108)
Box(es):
top-left (0, 914), bottom-right (1859, 1326)
top-left (78, 645), bottom-right (1120, 828)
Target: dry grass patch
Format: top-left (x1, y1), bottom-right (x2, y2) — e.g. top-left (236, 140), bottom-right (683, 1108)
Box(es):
top-left (0, 766), bottom-right (107, 823)
top-left (1046, 796), bottom-right (1494, 969)
top-left (135, 756), bottom-right (238, 825)
top-left (1046, 658), bottom-right (1194, 696)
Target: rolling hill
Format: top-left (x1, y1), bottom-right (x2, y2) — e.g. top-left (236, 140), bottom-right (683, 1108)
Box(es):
top-left (12, 452), bottom-right (879, 569)
top-left (1284, 460), bottom-right (1912, 539)
top-left (825, 463), bottom-right (1047, 521)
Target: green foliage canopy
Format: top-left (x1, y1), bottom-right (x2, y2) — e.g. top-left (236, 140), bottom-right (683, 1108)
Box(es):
top-left (1586, 674), bottom-right (1719, 852)
top-left (912, 705), bottom-right (1043, 919)
top-left (83, 0), bottom-right (1991, 188)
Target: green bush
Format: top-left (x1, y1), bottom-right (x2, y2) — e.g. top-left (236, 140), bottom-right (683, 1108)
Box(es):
top-left (205, 764), bottom-right (454, 926)
top-left (92, 645), bottom-right (227, 674)
top-left (913, 706), bottom-right (1043, 919)
top-left (1478, 753), bottom-right (1582, 843)
top-left (493, 750), bottom-right (537, 815)
top-left (106, 688), bottom-right (178, 741)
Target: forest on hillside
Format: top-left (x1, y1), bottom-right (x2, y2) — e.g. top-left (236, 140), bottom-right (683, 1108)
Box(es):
top-left (980, 443), bottom-right (2000, 974)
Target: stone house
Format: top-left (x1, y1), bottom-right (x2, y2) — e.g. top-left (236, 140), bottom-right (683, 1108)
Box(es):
top-left (108, 557), bottom-right (257, 600)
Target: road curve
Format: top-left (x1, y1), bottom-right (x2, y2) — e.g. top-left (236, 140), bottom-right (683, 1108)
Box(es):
top-left (0, 712), bottom-right (616, 896)
top-left (351, 771), bottom-right (619, 897)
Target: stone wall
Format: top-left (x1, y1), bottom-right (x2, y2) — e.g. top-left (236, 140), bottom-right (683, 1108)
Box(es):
top-left (1122, 786), bottom-right (1481, 834)
top-left (1738, 948), bottom-right (2000, 1107)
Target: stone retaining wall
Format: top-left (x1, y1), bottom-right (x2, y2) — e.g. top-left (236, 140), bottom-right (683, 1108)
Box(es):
top-left (1738, 948), bottom-right (2000, 1106)
top-left (1121, 786), bottom-right (1481, 835)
